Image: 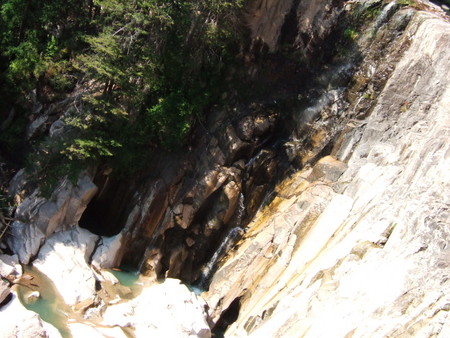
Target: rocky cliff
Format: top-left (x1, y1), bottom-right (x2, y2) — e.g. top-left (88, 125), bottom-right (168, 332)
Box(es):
top-left (1, 0), bottom-right (449, 337)
top-left (206, 6), bottom-right (450, 336)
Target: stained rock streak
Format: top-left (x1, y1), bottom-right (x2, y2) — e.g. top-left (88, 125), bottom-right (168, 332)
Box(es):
top-left (204, 11), bottom-right (450, 337)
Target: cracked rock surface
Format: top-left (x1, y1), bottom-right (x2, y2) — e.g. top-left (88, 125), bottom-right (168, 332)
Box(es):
top-left (204, 12), bottom-right (450, 337)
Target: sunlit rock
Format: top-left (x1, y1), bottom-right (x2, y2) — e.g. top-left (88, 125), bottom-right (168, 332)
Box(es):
top-left (102, 278), bottom-right (211, 337)
top-left (309, 155), bottom-right (348, 182)
top-left (7, 173), bottom-right (97, 264)
top-left (0, 278), bottom-right (9, 304)
top-left (204, 11), bottom-right (450, 337)
top-left (68, 323), bottom-right (127, 338)
top-left (0, 254), bottom-right (22, 282)
top-left (7, 220), bottom-right (45, 265)
top-left (91, 233), bottom-right (124, 269)
top-left (33, 227), bottom-right (98, 305)
top-left (0, 292), bottom-right (58, 337)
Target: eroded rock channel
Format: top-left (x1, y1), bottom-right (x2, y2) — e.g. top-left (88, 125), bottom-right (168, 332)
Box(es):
top-left (1, 1), bottom-right (450, 337)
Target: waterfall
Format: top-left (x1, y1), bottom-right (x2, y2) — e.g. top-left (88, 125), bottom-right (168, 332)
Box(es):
top-left (196, 193), bottom-right (245, 289)
top-left (235, 193), bottom-right (245, 226)
top-left (196, 227), bottom-right (244, 290)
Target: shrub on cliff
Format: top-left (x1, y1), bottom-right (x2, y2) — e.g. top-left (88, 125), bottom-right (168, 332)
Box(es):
top-left (0, 0), bottom-right (245, 185)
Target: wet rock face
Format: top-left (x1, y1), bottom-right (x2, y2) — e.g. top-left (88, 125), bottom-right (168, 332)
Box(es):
top-left (204, 10), bottom-right (450, 337)
top-left (86, 0), bottom-right (428, 287)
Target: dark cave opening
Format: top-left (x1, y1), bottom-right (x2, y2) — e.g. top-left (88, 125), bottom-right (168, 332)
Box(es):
top-left (79, 171), bottom-right (134, 237)
top-left (213, 297), bottom-right (242, 337)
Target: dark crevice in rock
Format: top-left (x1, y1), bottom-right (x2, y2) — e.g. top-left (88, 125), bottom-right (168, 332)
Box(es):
top-left (213, 297), bottom-right (242, 336)
top-left (278, 0), bottom-right (301, 47)
top-left (94, 279), bottom-right (101, 292)
top-left (88, 237), bottom-right (102, 265)
top-left (79, 173), bottom-right (134, 237)
top-left (0, 292), bottom-right (12, 308)
top-left (158, 225), bottom-right (186, 279)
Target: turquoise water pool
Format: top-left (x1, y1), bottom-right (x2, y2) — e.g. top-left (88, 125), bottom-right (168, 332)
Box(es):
top-left (109, 268), bottom-right (140, 287)
top-left (16, 266), bottom-right (72, 337)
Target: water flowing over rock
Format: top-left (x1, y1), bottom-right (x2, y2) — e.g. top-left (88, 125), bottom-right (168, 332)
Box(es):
top-left (204, 10), bottom-right (450, 337)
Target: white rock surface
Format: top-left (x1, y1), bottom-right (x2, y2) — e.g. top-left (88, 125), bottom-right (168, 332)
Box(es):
top-left (68, 323), bottom-right (127, 338)
top-left (102, 278), bottom-right (211, 337)
top-left (0, 292), bottom-right (58, 337)
top-left (7, 220), bottom-right (46, 264)
top-left (7, 173), bottom-right (97, 264)
top-left (205, 11), bottom-right (450, 338)
top-left (24, 290), bottom-right (40, 304)
top-left (0, 254), bottom-right (22, 281)
top-left (0, 278), bottom-right (10, 304)
top-left (33, 227), bottom-right (98, 305)
top-left (91, 233), bottom-right (124, 269)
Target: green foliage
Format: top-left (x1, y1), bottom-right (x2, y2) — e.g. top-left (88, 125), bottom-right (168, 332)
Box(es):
top-left (397, 0), bottom-right (415, 6)
top-left (1, 0), bottom-right (246, 189)
top-left (25, 134), bottom-right (87, 197)
top-left (145, 92), bottom-right (194, 149)
top-left (343, 27), bottom-right (359, 42)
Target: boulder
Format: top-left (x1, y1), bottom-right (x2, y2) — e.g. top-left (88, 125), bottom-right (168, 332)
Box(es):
top-left (24, 290), bottom-right (40, 304)
top-left (26, 114), bottom-right (48, 139)
top-left (220, 125), bottom-right (252, 163)
top-left (49, 119), bottom-right (65, 138)
top-left (0, 254), bottom-right (22, 282)
top-left (7, 173), bottom-right (98, 264)
top-left (102, 278), bottom-right (211, 337)
top-left (33, 227), bottom-right (98, 305)
top-left (253, 115), bottom-right (273, 137)
top-left (7, 221), bottom-right (46, 265)
top-left (8, 168), bottom-right (28, 202)
top-left (235, 116), bottom-right (255, 141)
top-left (91, 233), bottom-right (124, 269)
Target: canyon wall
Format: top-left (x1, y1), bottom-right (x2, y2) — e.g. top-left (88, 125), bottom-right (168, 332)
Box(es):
top-left (205, 3), bottom-right (450, 336)
top-left (1, 0), bottom-right (450, 337)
